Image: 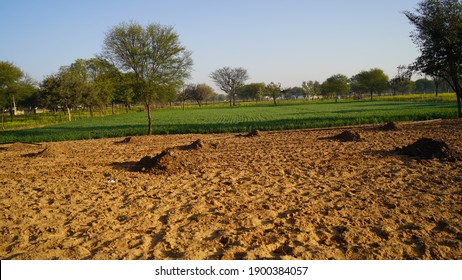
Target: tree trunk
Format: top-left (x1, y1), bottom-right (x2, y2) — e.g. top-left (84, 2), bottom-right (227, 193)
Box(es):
top-left (1, 108), bottom-right (4, 130)
top-left (455, 87), bottom-right (462, 118)
top-left (89, 105), bottom-right (94, 118)
top-left (146, 102), bottom-right (153, 136)
top-left (449, 75), bottom-right (462, 118)
top-left (457, 94), bottom-right (461, 118)
top-left (9, 107), bottom-right (14, 122)
top-left (370, 91), bottom-right (373, 101)
top-left (112, 102), bottom-right (115, 115)
top-left (66, 105), bottom-right (72, 121)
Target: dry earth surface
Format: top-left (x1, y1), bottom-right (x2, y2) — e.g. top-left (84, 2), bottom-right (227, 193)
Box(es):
top-left (1, 119), bottom-right (461, 260)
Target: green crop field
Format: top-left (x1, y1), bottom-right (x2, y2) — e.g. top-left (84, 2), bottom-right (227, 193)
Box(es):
top-left (0, 100), bottom-right (458, 143)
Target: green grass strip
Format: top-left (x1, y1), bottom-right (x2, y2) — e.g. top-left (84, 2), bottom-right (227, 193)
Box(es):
top-left (0, 100), bottom-right (458, 143)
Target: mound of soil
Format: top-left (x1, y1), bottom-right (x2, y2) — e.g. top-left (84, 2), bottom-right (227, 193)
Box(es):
top-left (178, 139), bottom-right (206, 150)
top-left (135, 149), bottom-right (179, 174)
top-left (114, 137), bottom-right (132, 144)
top-left (6, 142), bottom-right (42, 152)
top-left (236, 129), bottom-right (261, 138)
top-left (134, 139), bottom-right (205, 174)
top-left (377, 122), bottom-right (399, 131)
top-left (246, 129), bottom-right (261, 137)
top-left (396, 138), bottom-right (457, 161)
top-left (23, 146), bottom-right (65, 158)
top-left (330, 131), bottom-right (362, 142)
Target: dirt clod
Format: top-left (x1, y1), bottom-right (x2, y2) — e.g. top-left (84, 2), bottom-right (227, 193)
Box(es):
top-left (23, 146), bottom-right (64, 158)
top-left (330, 131), bottom-right (362, 142)
top-left (246, 129), bottom-right (261, 137)
top-left (134, 139), bottom-right (205, 174)
top-left (396, 137), bottom-right (457, 161)
top-left (114, 137), bottom-right (132, 144)
top-left (179, 139), bottom-right (205, 150)
top-left (377, 122), bottom-right (399, 131)
top-left (6, 142), bottom-right (41, 152)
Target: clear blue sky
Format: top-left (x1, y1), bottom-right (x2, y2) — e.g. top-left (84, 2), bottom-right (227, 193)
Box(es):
top-left (0, 0), bottom-right (421, 91)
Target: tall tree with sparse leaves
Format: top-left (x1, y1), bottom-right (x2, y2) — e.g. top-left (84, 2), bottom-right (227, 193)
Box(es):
top-left (404, 0), bottom-right (462, 117)
top-left (210, 67), bottom-right (249, 107)
top-left (265, 82), bottom-right (282, 105)
top-left (102, 21), bottom-right (193, 135)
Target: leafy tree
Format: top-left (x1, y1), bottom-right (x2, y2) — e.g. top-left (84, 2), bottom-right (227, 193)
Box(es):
top-left (80, 58), bottom-right (120, 115)
top-left (265, 82), bottom-right (282, 105)
top-left (289, 87), bottom-right (305, 99)
top-left (237, 83), bottom-right (265, 102)
top-left (184, 83), bottom-right (214, 107)
top-left (350, 68), bottom-right (389, 100)
top-left (210, 67), bottom-right (249, 107)
top-left (0, 61), bottom-right (32, 123)
top-left (113, 72), bottom-right (136, 112)
top-left (321, 74), bottom-right (350, 102)
top-left (414, 78), bottom-right (435, 93)
top-left (68, 59), bottom-right (101, 117)
top-left (302, 80), bottom-right (321, 99)
top-left (102, 21), bottom-right (193, 135)
top-left (404, 0), bottom-right (462, 117)
top-left (40, 67), bottom-right (86, 121)
top-left (389, 65), bottom-right (415, 95)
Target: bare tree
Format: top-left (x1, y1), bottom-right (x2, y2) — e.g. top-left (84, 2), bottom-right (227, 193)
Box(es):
top-left (210, 67), bottom-right (249, 106)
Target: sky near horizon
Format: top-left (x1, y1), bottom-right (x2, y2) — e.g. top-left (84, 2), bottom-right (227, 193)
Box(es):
top-left (1, 0), bottom-right (421, 91)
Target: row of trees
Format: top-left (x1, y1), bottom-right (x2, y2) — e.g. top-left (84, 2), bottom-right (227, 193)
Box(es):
top-left (1, 22), bottom-right (194, 134)
top-left (212, 66), bottom-right (451, 106)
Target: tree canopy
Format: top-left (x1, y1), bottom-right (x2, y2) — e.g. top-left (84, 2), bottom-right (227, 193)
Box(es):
top-left (0, 61), bottom-right (36, 122)
top-left (184, 83), bottom-right (215, 107)
top-left (404, 0), bottom-right (462, 116)
top-left (237, 83), bottom-right (265, 102)
top-left (351, 68), bottom-right (389, 100)
top-left (210, 67), bottom-right (249, 107)
top-left (102, 21), bottom-right (193, 134)
top-left (265, 82), bottom-right (282, 105)
top-left (321, 74), bottom-right (350, 101)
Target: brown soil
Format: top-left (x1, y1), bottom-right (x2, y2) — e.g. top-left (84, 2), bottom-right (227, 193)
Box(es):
top-left (1, 119), bottom-right (461, 260)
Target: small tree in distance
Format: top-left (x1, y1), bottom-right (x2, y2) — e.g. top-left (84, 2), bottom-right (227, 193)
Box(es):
top-left (350, 68), bottom-right (389, 100)
top-left (210, 67), bottom-right (249, 107)
top-left (238, 83), bottom-right (265, 102)
top-left (184, 83), bottom-right (215, 107)
top-left (265, 82), bottom-right (282, 105)
top-left (321, 74), bottom-right (350, 102)
top-left (302, 80), bottom-right (321, 99)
